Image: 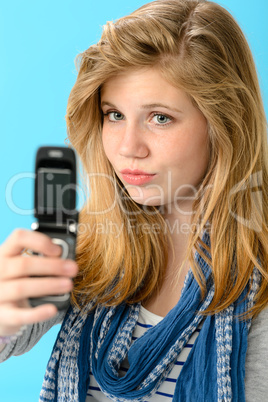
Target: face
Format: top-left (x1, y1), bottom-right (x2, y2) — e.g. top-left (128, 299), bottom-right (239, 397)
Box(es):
top-left (101, 67), bottom-right (209, 216)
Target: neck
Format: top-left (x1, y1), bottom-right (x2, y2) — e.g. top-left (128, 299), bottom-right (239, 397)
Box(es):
top-left (162, 201), bottom-right (194, 256)
top-left (143, 205), bottom-right (193, 317)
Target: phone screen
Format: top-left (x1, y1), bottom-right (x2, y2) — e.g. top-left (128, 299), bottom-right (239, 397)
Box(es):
top-left (37, 167), bottom-right (73, 213)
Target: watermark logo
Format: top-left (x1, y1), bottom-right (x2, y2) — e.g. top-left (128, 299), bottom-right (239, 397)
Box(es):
top-left (4, 170), bottom-right (263, 232)
top-left (228, 171), bottom-right (262, 232)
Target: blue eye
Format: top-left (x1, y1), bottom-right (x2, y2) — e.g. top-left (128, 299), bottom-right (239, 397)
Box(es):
top-left (152, 114), bottom-right (172, 124)
top-left (108, 112), bottom-right (124, 121)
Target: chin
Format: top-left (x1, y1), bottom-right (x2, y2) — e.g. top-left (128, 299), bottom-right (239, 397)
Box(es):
top-left (129, 197), bottom-right (164, 214)
top-left (126, 187), bottom-right (164, 205)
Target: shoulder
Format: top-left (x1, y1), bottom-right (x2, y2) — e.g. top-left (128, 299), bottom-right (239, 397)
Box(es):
top-left (245, 307), bottom-right (268, 401)
top-left (249, 307), bottom-right (268, 337)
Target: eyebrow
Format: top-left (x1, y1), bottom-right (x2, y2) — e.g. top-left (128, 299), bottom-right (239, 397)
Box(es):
top-left (101, 101), bottom-right (182, 114)
top-left (141, 103), bottom-right (182, 114)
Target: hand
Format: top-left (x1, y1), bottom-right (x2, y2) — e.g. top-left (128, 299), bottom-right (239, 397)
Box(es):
top-left (0, 229), bottom-right (78, 337)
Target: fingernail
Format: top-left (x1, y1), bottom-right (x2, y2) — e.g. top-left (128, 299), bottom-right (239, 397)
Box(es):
top-left (60, 278), bottom-right (73, 289)
top-left (51, 244), bottom-right (62, 254)
top-left (63, 261), bottom-right (77, 273)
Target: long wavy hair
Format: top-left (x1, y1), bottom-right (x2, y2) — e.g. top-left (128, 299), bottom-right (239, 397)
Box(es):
top-left (66, 0), bottom-right (268, 317)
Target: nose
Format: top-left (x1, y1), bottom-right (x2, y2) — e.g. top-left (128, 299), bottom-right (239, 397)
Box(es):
top-left (118, 121), bottom-right (149, 159)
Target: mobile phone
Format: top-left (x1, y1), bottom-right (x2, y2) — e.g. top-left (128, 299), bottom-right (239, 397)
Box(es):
top-left (29, 146), bottom-right (79, 310)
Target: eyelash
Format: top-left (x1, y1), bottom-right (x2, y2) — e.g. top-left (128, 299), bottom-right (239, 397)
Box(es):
top-left (102, 111), bottom-right (124, 122)
top-left (102, 111), bottom-right (173, 126)
top-left (152, 113), bottom-right (173, 126)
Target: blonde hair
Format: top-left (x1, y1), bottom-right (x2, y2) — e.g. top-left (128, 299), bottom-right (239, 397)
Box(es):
top-left (66, 0), bottom-right (268, 317)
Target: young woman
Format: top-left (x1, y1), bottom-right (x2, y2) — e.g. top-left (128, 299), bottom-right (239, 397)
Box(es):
top-left (0, 0), bottom-right (267, 401)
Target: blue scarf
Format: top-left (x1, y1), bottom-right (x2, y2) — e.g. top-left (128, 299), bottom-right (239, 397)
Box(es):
top-left (39, 233), bottom-right (259, 402)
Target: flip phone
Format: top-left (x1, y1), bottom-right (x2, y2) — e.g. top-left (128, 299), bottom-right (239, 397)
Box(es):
top-left (29, 146), bottom-right (79, 310)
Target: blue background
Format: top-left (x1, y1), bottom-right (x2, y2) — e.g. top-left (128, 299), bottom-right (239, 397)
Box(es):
top-left (0, 1), bottom-right (267, 400)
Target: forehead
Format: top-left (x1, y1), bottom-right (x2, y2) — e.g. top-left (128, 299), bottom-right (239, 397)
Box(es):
top-left (100, 67), bottom-right (192, 107)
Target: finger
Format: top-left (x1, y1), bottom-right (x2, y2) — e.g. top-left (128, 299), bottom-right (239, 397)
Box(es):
top-left (0, 229), bottom-right (62, 257)
top-left (0, 277), bottom-right (73, 303)
top-left (1, 256), bottom-right (78, 280)
top-left (0, 303), bottom-right (59, 330)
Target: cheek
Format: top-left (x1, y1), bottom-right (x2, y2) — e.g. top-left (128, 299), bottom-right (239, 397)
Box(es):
top-left (179, 120), bottom-right (209, 165)
top-left (102, 130), bottom-right (114, 162)
top-left (165, 125), bottom-right (209, 181)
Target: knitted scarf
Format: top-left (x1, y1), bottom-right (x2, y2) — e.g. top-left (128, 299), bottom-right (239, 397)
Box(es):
top-left (40, 233), bottom-right (259, 402)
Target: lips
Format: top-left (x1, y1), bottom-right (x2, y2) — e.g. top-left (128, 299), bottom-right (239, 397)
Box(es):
top-left (120, 169), bottom-right (156, 185)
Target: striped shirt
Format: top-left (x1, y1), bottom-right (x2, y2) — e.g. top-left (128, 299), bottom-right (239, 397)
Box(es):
top-left (86, 306), bottom-right (201, 401)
